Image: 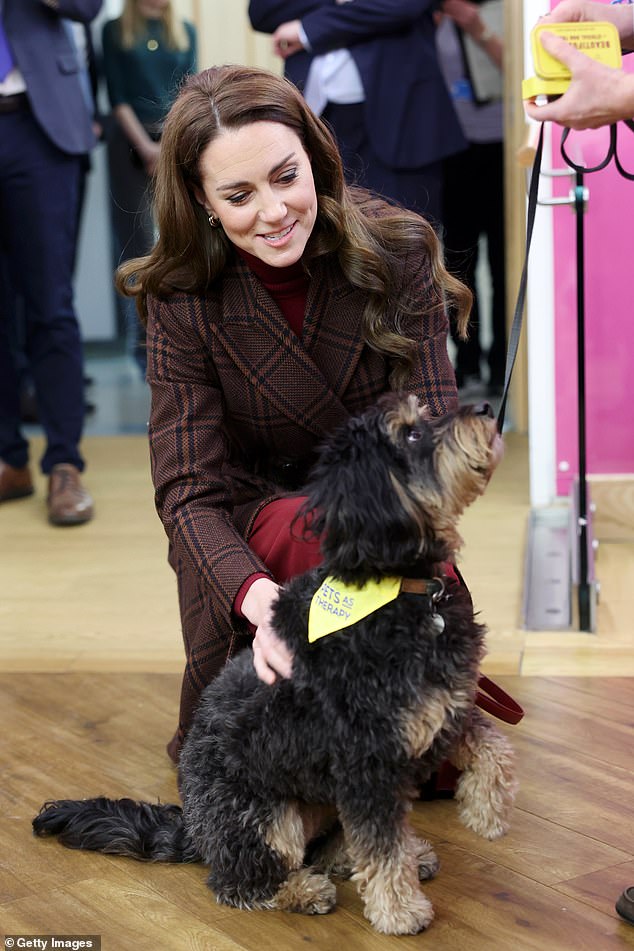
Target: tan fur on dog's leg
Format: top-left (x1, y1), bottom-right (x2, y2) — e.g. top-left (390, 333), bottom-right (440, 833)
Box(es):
top-left (349, 818), bottom-right (434, 935)
top-left (451, 708), bottom-right (518, 839)
top-left (263, 804), bottom-right (338, 914)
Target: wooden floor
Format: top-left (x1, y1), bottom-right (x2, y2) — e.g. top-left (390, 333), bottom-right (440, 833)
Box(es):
top-left (2, 674), bottom-right (633, 949)
top-left (2, 433), bottom-right (634, 948)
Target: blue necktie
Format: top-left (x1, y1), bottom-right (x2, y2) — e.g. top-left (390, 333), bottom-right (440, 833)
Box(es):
top-left (0, 19), bottom-right (14, 82)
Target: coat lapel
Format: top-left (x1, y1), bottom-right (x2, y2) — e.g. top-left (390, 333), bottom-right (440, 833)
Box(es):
top-left (210, 258), bottom-right (368, 438)
top-left (302, 257), bottom-right (369, 395)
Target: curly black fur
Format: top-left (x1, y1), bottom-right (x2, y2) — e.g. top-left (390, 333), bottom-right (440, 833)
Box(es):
top-left (297, 398), bottom-right (442, 579)
top-left (33, 394), bottom-right (513, 935)
top-left (33, 797), bottom-right (199, 862)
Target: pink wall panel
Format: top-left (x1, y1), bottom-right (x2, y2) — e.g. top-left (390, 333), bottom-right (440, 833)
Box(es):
top-left (551, 53), bottom-right (634, 496)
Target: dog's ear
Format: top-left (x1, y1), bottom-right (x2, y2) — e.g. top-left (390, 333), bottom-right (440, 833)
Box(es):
top-left (299, 402), bottom-right (437, 579)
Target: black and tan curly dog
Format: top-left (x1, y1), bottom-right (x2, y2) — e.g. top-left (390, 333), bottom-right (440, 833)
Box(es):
top-left (33, 393), bottom-right (516, 936)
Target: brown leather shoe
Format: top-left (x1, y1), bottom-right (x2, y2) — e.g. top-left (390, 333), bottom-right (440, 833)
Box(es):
top-left (0, 460), bottom-right (34, 502)
top-left (47, 464), bottom-right (94, 526)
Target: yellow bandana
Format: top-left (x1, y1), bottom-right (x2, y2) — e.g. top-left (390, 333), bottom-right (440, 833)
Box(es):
top-left (308, 576), bottom-right (402, 643)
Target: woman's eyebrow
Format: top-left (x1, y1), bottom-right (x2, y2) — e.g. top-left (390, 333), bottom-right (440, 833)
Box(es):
top-left (215, 153), bottom-right (297, 192)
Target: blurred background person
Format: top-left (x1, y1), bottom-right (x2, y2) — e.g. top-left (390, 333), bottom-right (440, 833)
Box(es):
top-left (248, 0), bottom-right (467, 228)
top-left (102, 0), bottom-right (196, 375)
top-left (0, 0), bottom-right (102, 525)
top-left (436, 0), bottom-right (506, 396)
top-left (12, 17), bottom-right (103, 428)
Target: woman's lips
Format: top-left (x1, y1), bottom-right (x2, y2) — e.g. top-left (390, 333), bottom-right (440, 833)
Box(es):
top-left (260, 222), bottom-right (296, 243)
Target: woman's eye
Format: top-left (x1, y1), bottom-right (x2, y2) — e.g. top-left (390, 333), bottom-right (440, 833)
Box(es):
top-left (406, 427), bottom-right (423, 443)
top-left (278, 168), bottom-right (298, 185)
top-left (227, 192), bottom-right (249, 205)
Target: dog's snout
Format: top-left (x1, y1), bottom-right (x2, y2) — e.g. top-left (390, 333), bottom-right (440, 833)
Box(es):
top-left (473, 402), bottom-right (494, 419)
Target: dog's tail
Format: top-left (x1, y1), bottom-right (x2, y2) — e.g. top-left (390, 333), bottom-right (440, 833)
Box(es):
top-left (32, 797), bottom-right (200, 863)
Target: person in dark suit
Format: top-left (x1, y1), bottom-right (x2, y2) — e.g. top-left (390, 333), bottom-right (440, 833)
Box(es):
top-left (248, 0), bottom-right (467, 227)
top-left (0, 0), bottom-right (102, 525)
top-left (116, 64), bottom-right (471, 763)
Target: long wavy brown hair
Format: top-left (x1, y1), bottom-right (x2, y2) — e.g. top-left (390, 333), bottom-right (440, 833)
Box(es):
top-left (117, 64), bottom-right (471, 387)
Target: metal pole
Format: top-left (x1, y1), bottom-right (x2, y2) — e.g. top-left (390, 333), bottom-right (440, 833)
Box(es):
top-left (574, 170), bottom-right (591, 630)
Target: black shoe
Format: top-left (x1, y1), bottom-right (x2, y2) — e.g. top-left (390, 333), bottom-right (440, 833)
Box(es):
top-left (616, 887), bottom-right (634, 924)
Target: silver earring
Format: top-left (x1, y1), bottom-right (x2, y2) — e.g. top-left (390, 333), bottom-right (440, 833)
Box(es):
top-left (208, 214), bottom-right (220, 228)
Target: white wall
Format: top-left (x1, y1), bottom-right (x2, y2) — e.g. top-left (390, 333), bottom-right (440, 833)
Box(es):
top-left (75, 144), bottom-right (118, 341)
top-left (74, 0), bottom-right (122, 342)
top-left (523, 0), bottom-right (558, 507)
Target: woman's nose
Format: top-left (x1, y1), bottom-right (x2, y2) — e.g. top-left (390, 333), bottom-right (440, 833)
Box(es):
top-left (258, 190), bottom-right (286, 223)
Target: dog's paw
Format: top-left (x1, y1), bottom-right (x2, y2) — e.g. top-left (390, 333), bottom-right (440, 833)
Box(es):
top-left (366, 893), bottom-right (434, 935)
top-left (455, 767), bottom-right (518, 840)
top-left (274, 869), bottom-right (337, 915)
top-left (415, 837), bottom-right (440, 881)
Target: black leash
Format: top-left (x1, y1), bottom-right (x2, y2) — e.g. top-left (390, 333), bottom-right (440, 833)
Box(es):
top-left (496, 123), bottom-right (544, 432)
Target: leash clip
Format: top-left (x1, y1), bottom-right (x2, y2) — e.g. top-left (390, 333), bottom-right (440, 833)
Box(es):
top-left (429, 577), bottom-right (446, 603)
top-left (428, 578), bottom-right (446, 633)
top-left (400, 576), bottom-right (446, 632)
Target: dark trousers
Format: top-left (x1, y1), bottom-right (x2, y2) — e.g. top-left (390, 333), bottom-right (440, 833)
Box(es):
top-left (442, 140), bottom-right (506, 387)
top-left (0, 104), bottom-right (85, 473)
top-left (322, 101), bottom-right (443, 229)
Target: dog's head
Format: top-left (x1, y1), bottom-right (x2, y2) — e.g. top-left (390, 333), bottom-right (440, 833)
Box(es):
top-left (301, 393), bottom-right (503, 581)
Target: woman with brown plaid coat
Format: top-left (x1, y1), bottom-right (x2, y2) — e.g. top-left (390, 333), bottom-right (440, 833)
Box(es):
top-left (117, 64), bottom-right (471, 764)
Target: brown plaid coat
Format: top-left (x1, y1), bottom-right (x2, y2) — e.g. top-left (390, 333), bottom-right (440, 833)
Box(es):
top-left (146, 248), bottom-right (458, 760)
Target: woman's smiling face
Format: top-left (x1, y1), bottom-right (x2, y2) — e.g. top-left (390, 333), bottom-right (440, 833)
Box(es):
top-left (195, 121), bottom-right (318, 268)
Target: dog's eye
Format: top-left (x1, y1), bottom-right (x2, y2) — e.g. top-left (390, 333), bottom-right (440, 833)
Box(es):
top-left (406, 427), bottom-right (423, 443)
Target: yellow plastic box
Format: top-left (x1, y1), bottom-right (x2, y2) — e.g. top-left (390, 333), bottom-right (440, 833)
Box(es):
top-left (522, 21), bottom-right (622, 100)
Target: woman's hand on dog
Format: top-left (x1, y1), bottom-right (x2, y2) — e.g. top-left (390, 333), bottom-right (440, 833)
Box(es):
top-left (241, 577), bottom-right (294, 684)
